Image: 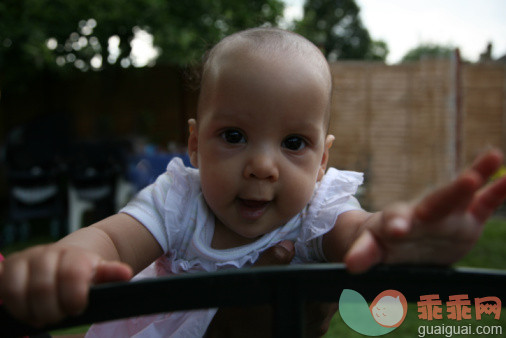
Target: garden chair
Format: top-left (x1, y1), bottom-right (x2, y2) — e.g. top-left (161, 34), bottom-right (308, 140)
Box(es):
top-left (3, 116), bottom-right (70, 243)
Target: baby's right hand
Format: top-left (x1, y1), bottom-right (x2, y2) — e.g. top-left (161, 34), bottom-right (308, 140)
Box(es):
top-left (0, 244), bottom-right (132, 327)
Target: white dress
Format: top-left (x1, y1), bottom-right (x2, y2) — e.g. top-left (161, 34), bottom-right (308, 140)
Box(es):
top-left (86, 158), bottom-right (363, 338)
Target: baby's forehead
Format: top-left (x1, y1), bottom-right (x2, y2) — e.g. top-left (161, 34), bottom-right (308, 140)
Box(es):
top-left (197, 29), bottom-right (332, 127)
top-left (205, 29), bottom-right (331, 87)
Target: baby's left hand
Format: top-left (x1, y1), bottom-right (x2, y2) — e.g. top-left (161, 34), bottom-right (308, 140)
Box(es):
top-left (345, 149), bottom-right (506, 273)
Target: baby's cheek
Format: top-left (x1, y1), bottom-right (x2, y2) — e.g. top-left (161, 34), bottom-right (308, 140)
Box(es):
top-left (281, 179), bottom-right (314, 215)
top-left (200, 171), bottom-right (232, 205)
top-left (202, 178), bottom-right (231, 203)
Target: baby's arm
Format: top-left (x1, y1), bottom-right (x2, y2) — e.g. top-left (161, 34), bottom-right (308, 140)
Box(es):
top-left (0, 213), bottom-right (163, 326)
top-left (322, 149), bottom-right (506, 273)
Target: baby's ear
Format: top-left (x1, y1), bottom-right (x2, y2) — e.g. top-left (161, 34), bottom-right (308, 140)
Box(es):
top-left (187, 119), bottom-right (199, 168)
top-left (317, 134), bottom-right (334, 181)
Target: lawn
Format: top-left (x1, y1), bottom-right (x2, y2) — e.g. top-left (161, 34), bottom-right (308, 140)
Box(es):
top-left (2, 217), bottom-right (506, 337)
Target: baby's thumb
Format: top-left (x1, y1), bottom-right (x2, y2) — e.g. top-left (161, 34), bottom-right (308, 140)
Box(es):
top-left (254, 240), bottom-right (295, 266)
top-left (92, 261), bottom-right (133, 285)
top-left (344, 231), bottom-right (383, 274)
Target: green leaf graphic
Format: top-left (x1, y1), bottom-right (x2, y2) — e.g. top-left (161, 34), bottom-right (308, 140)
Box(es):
top-left (339, 289), bottom-right (396, 336)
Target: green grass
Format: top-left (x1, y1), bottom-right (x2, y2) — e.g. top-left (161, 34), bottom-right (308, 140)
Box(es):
top-left (326, 304), bottom-right (506, 338)
top-left (324, 217), bottom-right (506, 337)
top-left (457, 218), bottom-right (506, 269)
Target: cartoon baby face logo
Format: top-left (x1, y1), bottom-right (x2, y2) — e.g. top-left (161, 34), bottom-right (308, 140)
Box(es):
top-left (370, 290), bottom-right (408, 328)
top-left (339, 289), bottom-right (408, 336)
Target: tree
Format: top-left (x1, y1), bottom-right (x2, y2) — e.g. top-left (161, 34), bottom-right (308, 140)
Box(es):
top-left (401, 43), bottom-right (456, 62)
top-left (293, 0), bottom-right (387, 61)
top-left (365, 40), bottom-right (389, 61)
top-left (0, 0), bottom-right (285, 83)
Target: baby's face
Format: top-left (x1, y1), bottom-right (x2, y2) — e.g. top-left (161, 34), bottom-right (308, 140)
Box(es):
top-left (190, 47), bottom-right (331, 246)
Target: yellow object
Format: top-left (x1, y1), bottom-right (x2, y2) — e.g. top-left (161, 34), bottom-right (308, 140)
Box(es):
top-left (492, 165), bottom-right (506, 180)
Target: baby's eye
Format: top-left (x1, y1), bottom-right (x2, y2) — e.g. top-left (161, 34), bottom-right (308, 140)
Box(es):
top-left (282, 136), bottom-right (306, 151)
top-left (221, 129), bottom-right (246, 144)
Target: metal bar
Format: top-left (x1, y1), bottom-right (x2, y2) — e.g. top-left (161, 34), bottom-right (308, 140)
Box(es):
top-left (1, 264), bottom-right (505, 337)
top-left (273, 281), bottom-right (304, 338)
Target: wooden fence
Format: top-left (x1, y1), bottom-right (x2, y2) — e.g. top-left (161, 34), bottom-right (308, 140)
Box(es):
top-left (328, 58), bottom-right (506, 210)
top-left (1, 58), bottom-right (504, 211)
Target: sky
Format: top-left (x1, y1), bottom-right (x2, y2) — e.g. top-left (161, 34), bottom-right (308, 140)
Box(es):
top-left (283, 0), bottom-right (506, 63)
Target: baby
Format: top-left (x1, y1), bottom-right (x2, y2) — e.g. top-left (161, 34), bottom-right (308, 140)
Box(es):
top-left (1, 27), bottom-right (505, 337)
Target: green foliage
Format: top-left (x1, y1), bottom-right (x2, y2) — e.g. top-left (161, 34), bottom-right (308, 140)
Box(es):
top-left (0, 0), bottom-right (284, 83)
top-left (142, 0), bottom-right (285, 65)
top-left (401, 43), bottom-right (456, 62)
top-left (365, 39), bottom-right (389, 61)
top-left (293, 0), bottom-right (387, 61)
top-left (0, 0), bottom-right (388, 85)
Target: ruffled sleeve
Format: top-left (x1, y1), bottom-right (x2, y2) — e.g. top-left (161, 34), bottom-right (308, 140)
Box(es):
top-left (295, 167), bottom-right (363, 262)
top-left (120, 158), bottom-right (200, 253)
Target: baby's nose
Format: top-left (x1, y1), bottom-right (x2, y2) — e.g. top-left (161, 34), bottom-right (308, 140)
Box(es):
top-left (244, 152), bottom-right (279, 181)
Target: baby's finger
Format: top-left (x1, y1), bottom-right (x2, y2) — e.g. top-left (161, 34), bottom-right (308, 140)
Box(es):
top-left (0, 255), bottom-right (30, 322)
top-left (254, 241), bottom-right (295, 266)
top-left (470, 148), bottom-right (503, 181)
top-left (379, 203), bottom-right (413, 238)
top-left (27, 249), bottom-right (64, 325)
top-left (344, 231), bottom-right (383, 274)
top-left (92, 261), bottom-right (133, 284)
top-left (414, 171), bottom-right (481, 223)
top-left (470, 176), bottom-right (506, 224)
top-left (58, 249), bottom-right (100, 316)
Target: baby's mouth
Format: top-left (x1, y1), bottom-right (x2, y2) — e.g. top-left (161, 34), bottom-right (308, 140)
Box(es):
top-left (238, 199), bottom-right (270, 220)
